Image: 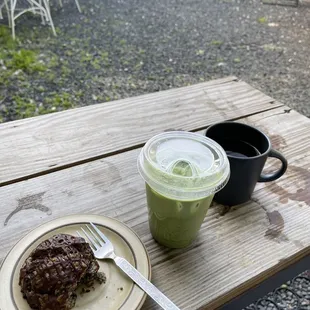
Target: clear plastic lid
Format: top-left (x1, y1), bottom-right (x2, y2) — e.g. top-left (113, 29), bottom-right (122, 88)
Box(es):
top-left (138, 131), bottom-right (230, 200)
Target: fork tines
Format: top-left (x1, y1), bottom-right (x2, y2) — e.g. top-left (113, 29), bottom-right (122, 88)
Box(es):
top-left (77, 222), bottom-right (110, 250)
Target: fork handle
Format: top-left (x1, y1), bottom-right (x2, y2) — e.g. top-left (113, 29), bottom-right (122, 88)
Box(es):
top-left (114, 256), bottom-right (180, 310)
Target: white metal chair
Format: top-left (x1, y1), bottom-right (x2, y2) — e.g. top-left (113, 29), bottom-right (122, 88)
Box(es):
top-left (0, 0), bottom-right (9, 20)
top-left (4, 0), bottom-right (56, 39)
top-left (0, 0), bottom-right (81, 39)
top-left (0, 1), bottom-right (4, 19)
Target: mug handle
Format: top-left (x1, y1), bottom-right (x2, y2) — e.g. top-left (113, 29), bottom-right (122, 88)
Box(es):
top-left (258, 149), bottom-right (288, 182)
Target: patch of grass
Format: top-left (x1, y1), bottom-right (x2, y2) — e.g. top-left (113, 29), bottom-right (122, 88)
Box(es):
top-left (48, 54), bottom-right (59, 68)
top-left (120, 58), bottom-right (129, 66)
top-left (13, 96), bottom-right (37, 119)
top-left (76, 90), bottom-right (83, 98)
top-left (70, 38), bottom-right (80, 46)
top-left (163, 67), bottom-right (173, 73)
top-left (91, 52), bottom-right (110, 70)
top-left (0, 50), bottom-right (6, 59)
top-left (61, 65), bottom-right (71, 77)
top-left (211, 40), bottom-right (223, 46)
top-left (0, 25), bottom-right (16, 49)
top-left (91, 58), bottom-right (101, 70)
top-left (134, 61), bottom-right (144, 71)
top-left (0, 69), bottom-right (12, 86)
top-left (64, 50), bottom-right (74, 57)
top-left (55, 27), bottom-right (62, 35)
top-left (44, 92), bottom-right (75, 112)
top-left (46, 71), bottom-right (57, 82)
top-left (147, 75), bottom-right (157, 81)
top-left (8, 49), bottom-right (46, 73)
top-left (263, 44), bottom-right (283, 52)
top-left (196, 49), bottom-right (205, 56)
top-left (80, 51), bottom-right (93, 62)
top-left (100, 51), bottom-right (109, 65)
top-left (95, 95), bottom-right (105, 102)
top-left (36, 86), bottom-right (46, 92)
top-left (233, 57), bottom-right (241, 63)
top-left (258, 17), bottom-right (267, 24)
top-left (19, 80), bottom-right (31, 88)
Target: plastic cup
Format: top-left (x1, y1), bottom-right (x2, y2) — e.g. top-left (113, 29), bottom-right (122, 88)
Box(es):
top-left (138, 131), bottom-right (230, 248)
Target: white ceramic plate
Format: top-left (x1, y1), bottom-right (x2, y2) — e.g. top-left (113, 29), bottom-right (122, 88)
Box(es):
top-left (0, 214), bottom-right (151, 310)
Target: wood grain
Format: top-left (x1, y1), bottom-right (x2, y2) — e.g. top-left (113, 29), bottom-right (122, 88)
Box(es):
top-left (0, 76), bottom-right (282, 186)
top-left (0, 107), bottom-right (309, 309)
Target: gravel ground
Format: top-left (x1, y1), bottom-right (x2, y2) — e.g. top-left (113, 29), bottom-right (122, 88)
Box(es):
top-left (1, 0), bottom-right (310, 122)
top-left (244, 270), bottom-right (310, 310)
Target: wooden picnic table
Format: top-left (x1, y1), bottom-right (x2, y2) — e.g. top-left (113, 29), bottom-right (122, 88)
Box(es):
top-left (0, 76), bottom-right (309, 309)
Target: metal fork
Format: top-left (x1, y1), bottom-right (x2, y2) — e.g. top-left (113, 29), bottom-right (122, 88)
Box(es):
top-left (78, 222), bottom-right (180, 310)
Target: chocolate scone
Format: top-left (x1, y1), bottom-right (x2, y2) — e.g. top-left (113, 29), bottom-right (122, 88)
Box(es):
top-left (19, 234), bottom-right (106, 310)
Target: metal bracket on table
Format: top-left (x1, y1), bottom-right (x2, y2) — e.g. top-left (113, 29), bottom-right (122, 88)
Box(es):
top-left (262, 0), bottom-right (299, 6)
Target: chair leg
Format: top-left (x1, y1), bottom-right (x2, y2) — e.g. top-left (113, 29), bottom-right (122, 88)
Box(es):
top-left (39, 0), bottom-right (45, 25)
top-left (11, 13), bottom-right (15, 39)
top-left (5, 0), bottom-right (11, 27)
top-left (45, 0), bottom-right (50, 22)
top-left (9, 0), bottom-right (15, 38)
top-left (42, 0), bottom-right (56, 36)
top-left (74, 0), bottom-right (81, 13)
top-left (0, 0), bottom-right (7, 20)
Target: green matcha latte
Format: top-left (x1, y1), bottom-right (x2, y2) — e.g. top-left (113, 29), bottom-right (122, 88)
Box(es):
top-left (138, 131), bottom-right (230, 248)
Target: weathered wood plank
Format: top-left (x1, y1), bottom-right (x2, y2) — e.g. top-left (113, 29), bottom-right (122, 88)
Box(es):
top-left (0, 76), bottom-right (282, 186)
top-left (1, 106), bottom-right (308, 309)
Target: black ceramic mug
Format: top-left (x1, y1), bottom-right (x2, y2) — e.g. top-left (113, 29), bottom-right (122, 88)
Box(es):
top-left (205, 122), bottom-right (288, 206)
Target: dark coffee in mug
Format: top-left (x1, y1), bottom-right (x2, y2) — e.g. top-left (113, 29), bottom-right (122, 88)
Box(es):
top-left (216, 138), bottom-right (260, 158)
top-left (205, 122), bottom-right (288, 206)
